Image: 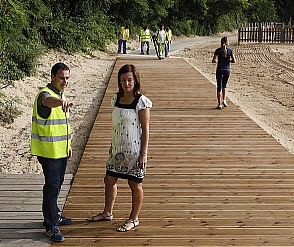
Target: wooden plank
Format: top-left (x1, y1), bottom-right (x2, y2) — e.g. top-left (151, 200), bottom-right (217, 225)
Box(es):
top-left (49, 237), bottom-right (294, 247)
top-left (0, 174), bottom-right (72, 185)
top-left (0, 174), bottom-right (72, 246)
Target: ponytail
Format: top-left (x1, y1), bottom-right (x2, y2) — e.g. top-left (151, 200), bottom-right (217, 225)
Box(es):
top-left (220, 37), bottom-right (228, 58)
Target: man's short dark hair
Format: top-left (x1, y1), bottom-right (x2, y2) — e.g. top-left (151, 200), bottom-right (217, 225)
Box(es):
top-left (51, 63), bottom-right (70, 76)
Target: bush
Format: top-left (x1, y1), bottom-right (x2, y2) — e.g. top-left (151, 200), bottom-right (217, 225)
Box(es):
top-left (0, 93), bottom-right (22, 126)
top-left (40, 13), bottom-right (114, 54)
top-left (0, 35), bottom-right (43, 81)
top-left (214, 15), bottom-right (239, 34)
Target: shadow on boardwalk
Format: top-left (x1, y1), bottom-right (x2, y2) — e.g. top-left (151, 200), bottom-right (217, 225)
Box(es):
top-left (53, 56), bottom-right (294, 246)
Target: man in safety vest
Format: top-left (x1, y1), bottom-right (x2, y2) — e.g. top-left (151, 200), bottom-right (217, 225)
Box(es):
top-left (165, 27), bottom-right (172, 57)
top-left (31, 62), bottom-right (73, 242)
top-left (139, 26), bottom-right (152, 55)
top-left (118, 25), bottom-right (129, 54)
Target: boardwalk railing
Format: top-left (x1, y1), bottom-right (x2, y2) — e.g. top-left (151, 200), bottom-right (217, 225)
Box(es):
top-left (238, 22), bottom-right (294, 44)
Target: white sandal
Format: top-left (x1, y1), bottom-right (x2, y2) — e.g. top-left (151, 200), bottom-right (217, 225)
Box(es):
top-left (117, 219), bottom-right (139, 232)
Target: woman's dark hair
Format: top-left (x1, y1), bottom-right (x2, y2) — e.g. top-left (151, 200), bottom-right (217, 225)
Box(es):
top-left (117, 64), bottom-right (141, 98)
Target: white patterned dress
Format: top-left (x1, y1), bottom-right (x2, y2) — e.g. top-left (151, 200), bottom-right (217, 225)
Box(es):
top-left (106, 93), bottom-right (152, 182)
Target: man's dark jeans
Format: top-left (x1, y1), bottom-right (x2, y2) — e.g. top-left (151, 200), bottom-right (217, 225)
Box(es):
top-left (118, 39), bottom-right (127, 54)
top-left (37, 156), bottom-right (67, 230)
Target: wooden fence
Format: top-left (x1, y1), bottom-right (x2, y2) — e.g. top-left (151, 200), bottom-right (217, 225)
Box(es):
top-left (238, 22), bottom-right (294, 44)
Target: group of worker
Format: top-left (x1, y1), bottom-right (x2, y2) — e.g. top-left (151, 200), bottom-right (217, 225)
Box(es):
top-left (117, 24), bottom-right (172, 59)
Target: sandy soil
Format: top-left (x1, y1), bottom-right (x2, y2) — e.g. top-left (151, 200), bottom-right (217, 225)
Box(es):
top-left (1, 36), bottom-right (294, 175)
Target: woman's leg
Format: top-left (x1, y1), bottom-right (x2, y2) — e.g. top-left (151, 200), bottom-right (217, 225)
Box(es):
top-left (222, 70), bottom-right (230, 103)
top-left (103, 175), bottom-right (118, 216)
top-left (216, 70), bottom-right (223, 106)
top-left (217, 90), bottom-right (222, 105)
top-left (222, 87), bottom-right (227, 102)
top-left (128, 180), bottom-right (143, 221)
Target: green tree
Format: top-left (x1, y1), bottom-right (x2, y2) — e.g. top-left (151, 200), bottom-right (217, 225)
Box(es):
top-left (202, 0), bottom-right (249, 33)
top-left (0, 0), bottom-right (45, 82)
top-left (274, 0), bottom-right (293, 23)
top-left (165, 0), bottom-right (208, 35)
top-left (106, 0), bottom-right (175, 34)
top-left (245, 0), bottom-right (277, 23)
top-left (39, 0), bottom-right (114, 53)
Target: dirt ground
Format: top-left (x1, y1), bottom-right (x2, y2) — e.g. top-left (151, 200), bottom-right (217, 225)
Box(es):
top-left (1, 36), bottom-right (294, 174)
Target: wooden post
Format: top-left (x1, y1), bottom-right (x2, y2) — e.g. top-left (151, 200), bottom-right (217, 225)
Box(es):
top-left (258, 23), bottom-right (262, 42)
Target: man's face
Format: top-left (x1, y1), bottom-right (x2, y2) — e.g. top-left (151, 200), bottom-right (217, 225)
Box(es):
top-left (51, 69), bottom-right (70, 92)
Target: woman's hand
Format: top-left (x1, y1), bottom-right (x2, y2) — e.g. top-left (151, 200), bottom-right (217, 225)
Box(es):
top-left (137, 153), bottom-right (147, 169)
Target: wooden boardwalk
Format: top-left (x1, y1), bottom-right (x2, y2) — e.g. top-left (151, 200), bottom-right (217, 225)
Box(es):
top-left (53, 56), bottom-right (294, 246)
top-left (0, 174), bottom-right (72, 246)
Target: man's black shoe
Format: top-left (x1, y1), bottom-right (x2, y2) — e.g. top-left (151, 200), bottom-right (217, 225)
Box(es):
top-left (58, 215), bottom-right (73, 225)
top-left (46, 226), bottom-right (65, 242)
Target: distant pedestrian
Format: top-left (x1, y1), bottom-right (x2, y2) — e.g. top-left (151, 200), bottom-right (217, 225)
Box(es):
top-left (118, 25), bottom-right (129, 54)
top-left (139, 26), bottom-right (152, 55)
top-left (165, 27), bottom-right (172, 57)
top-left (154, 24), bottom-right (168, 60)
top-left (212, 36), bottom-right (236, 109)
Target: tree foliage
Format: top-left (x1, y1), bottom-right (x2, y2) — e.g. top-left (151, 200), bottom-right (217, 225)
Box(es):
top-left (274, 0), bottom-right (293, 23)
top-left (245, 0), bottom-right (277, 23)
top-left (0, 0), bottom-right (289, 125)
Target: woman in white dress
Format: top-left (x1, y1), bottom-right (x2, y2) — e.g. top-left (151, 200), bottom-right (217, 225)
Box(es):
top-left (87, 64), bottom-right (152, 232)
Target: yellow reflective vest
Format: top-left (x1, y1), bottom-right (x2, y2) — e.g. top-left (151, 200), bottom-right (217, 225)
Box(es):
top-left (119, 27), bottom-right (129, 41)
top-left (31, 86), bottom-right (71, 159)
top-left (167, 29), bottom-right (172, 41)
top-left (140, 29), bottom-right (151, 42)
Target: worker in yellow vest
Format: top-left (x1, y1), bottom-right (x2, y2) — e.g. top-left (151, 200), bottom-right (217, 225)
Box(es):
top-left (118, 25), bottom-right (129, 54)
top-left (31, 63), bottom-right (73, 243)
top-left (139, 26), bottom-right (152, 55)
top-left (165, 27), bottom-right (172, 57)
